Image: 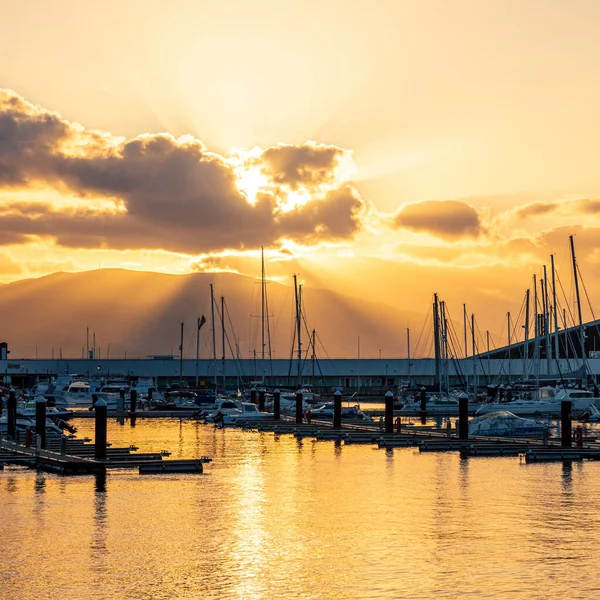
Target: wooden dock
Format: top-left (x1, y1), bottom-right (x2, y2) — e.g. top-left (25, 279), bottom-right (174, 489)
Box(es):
top-left (222, 416), bottom-right (600, 462)
top-left (0, 437), bottom-right (212, 475)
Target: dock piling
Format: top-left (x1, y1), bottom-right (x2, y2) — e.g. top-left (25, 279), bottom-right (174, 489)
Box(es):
top-left (35, 396), bottom-right (47, 449)
top-left (250, 387), bottom-right (257, 405)
top-left (7, 389), bottom-right (16, 440)
top-left (130, 389), bottom-right (137, 414)
top-left (118, 388), bottom-right (125, 412)
top-left (384, 391), bottom-right (394, 434)
top-left (561, 400), bottom-right (572, 448)
top-left (458, 392), bottom-right (469, 439)
top-left (295, 390), bottom-right (303, 425)
top-left (95, 399), bottom-right (108, 460)
top-left (333, 389), bottom-right (342, 429)
top-left (420, 386), bottom-right (427, 423)
top-left (258, 388), bottom-right (266, 412)
top-left (273, 389), bottom-right (281, 420)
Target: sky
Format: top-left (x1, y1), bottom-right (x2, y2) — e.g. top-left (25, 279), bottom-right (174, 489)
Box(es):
top-left (2, 0), bottom-right (600, 348)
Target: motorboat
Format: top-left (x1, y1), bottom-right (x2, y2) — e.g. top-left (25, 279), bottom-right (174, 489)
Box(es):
top-left (398, 393), bottom-right (480, 416)
top-left (17, 398), bottom-right (73, 421)
top-left (309, 402), bottom-right (372, 421)
top-left (468, 411), bottom-right (550, 437)
top-left (0, 415), bottom-right (64, 437)
top-left (199, 399), bottom-right (242, 422)
top-left (475, 386), bottom-right (596, 417)
top-left (220, 403), bottom-right (274, 425)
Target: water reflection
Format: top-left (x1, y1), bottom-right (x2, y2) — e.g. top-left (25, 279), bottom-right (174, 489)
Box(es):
top-left (2, 419), bottom-right (600, 600)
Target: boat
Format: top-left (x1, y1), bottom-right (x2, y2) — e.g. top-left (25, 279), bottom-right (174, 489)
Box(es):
top-left (475, 386), bottom-right (597, 417)
top-left (309, 402), bottom-right (372, 421)
top-left (0, 415), bottom-right (64, 437)
top-left (197, 399), bottom-right (241, 422)
top-left (219, 403), bottom-right (274, 425)
top-left (17, 398), bottom-right (73, 421)
top-left (96, 381), bottom-right (131, 409)
top-left (398, 392), bottom-right (480, 415)
top-left (468, 410), bottom-right (550, 437)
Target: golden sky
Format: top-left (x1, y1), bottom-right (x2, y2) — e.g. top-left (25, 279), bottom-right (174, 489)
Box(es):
top-left (2, 0), bottom-right (600, 346)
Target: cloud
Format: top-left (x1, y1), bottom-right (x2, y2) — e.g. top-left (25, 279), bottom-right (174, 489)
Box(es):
top-left (258, 143), bottom-right (346, 189)
top-left (392, 200), bottom-right (484, 239)
top-left (0, 89), bottom-right (367, 254)
top-left (514, 201), bottom-right (559, 219)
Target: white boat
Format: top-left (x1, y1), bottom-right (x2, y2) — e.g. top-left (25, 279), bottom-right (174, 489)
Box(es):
top-left (468, 411), bottom-right (550, 437)
top-left (199, 399), bottom-right (242, 422)
top-left (17, 399), bottom-right (73, 421)
top-left (0, 415), bottom-right (64, 437)
top-left (309, 402), bottom-right (372, 421)
top-left (475, 386), bottom-right (596, 417)
top-left (398, 393), bottom-right (480, 415)
top-left (220, 403), bottom-right (274, 425)
top-left (96, 382), bottom-right (131, 410)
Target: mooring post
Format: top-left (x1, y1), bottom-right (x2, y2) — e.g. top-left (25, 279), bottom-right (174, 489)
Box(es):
top-left (35, 396), bottom-right (47, 449)
top-left (130, 389), bottom-right (137, 413)
top-left (333, 389), bottom-right (342, 429)
top-left (7, 389), bottom-right (16, 440)
top-left (0, 393), bottom-right (3, 417)
top-left (118, 387), bottom-right (125, 412)
top-left (60, 434), bottom-right (67, 455)
top-left (295, 389), bottom-right (303, 424)
top-left (147, 388), bottom-right (153, 404)
top-left (95, 398), bottom-right (108, 460)
top-left (561, 400), bottom-right (572, 448)
top-left (258, 388), bottom-right (266, 412)
top-left (273, 389), bottom-right (281, 420)
top-left (458, 392), bottom-right (469, 439)
top-left (446, 419), bottom-right (452, 438)
top-left (420, 386), bottom-right (427, 414)
top-left (384, 391), bottom-right (394, 434)
top-left (250, 387), bottom-right (257, 405)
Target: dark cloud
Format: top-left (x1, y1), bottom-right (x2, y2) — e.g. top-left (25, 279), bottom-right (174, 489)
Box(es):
top-left (514, 201), bottom-right (559, 219)
top-left (393, 200), bottom-right (484, 239)
top-left (573, 199), bottom-right (600, 214)
top-left (259, 143), bottom-right (345, 189)
top-left (0, 90), bottom-right (366, 253)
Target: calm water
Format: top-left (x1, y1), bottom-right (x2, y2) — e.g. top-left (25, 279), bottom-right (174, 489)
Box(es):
top-left (2, 418), bottom-right (600, 599)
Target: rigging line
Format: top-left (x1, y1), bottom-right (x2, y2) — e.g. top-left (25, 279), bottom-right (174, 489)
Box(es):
top-left (222, 299), bottom-right (247, 380)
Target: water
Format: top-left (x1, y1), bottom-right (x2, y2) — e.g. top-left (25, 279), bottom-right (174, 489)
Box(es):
top-left (2, 418), bottom-right (600, 599)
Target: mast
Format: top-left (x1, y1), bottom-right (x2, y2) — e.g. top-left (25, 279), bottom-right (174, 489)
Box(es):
top-left (196, 317), bottom-right (200, 388)
top-left (261, 246), bottom-right (265, 361)
top-left (311, 329), bottom-right (316, 390)
top-left (551, 254), bottom-right (559, 359)
top-left (543, 265), bottom-right (552, 372)
top-left (433, 294), bottom-right (441, 393)
top-left (179, 321), bottom-right (184, 393)
top-left (221, 296), bottom-right (226, 391)
top-left (471, 313), bottom-right (477, 393)
top-left (210, 283), bottom-right (217, 389)
top-left (210, 284), bottom-right (217, 361)
top-left (407, 327), bottom-right (411, 386)
top-left (570, 235), bottom-right (585, 364)
top-left (524, 289), bottom-right (530, 378)
top-left (293, 275), bottom-right (302, 388)
top-left (533, 274), bottom-right (540, 388)
top-left (507, 311), bottom-right (511, 381)
top-left (463, 303), bottom-right (468, 392)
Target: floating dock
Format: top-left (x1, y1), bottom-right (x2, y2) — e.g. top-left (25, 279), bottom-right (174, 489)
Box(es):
top-left (0, 436), bottom-right (211, 475)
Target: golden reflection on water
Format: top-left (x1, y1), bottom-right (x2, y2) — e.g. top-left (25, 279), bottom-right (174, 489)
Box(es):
top-left (2, 418), bottom-right (600, 599)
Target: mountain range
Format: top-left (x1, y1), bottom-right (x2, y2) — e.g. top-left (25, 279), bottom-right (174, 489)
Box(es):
top-left (0, 269), bottom-right (426, 360)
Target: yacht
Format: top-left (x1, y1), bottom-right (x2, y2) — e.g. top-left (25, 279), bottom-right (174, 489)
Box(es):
top-left (219, 403), bottom-right (274, 426)
top-left (475, 386), bottom-right (596, 417)
top-left (468, 410), bottom-right (550, 437)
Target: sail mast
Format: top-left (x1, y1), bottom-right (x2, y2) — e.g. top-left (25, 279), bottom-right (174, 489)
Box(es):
top-left (570, 235), bottom-right (585, 363)
top-left (293, 275), bottom-right (302, 388)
